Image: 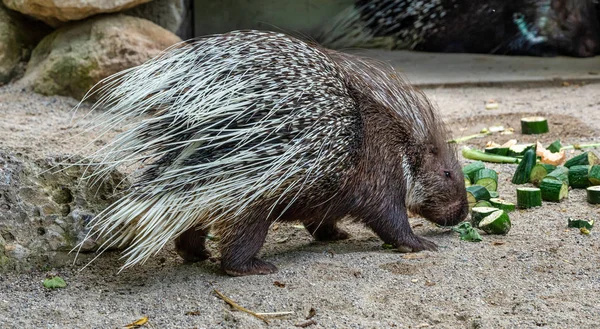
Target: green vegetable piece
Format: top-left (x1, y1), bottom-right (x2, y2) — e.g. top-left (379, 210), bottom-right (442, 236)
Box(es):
top-left (588, 165), bottom-right (600, 185)
top-left (567, 218), bottom-right (594, 230)
top-left (586, 186), bottom-right (600, 204)
top-left (462, 161), bottom-right (485, 181)
top-left (529, 164), bottom-right (556, 186)
top-left (474, 200), bottom-right (493, 208)
top-left (507, 144), bottom-right (535, 157)
top-left (511, 148), bottom-right (537, 184)
top-left (521, 116), bottom-right (549, 134)
top-left (43, 276), bottom-right (67, 289)
top-left (516, 187), bottom-right (542, 209)
top-left (478, 210), bottom-right (511, 235)
top-left (564, 151), bottom-right (600, 168)
top-left (540, 177), bottom-right (568, 202)
top-left (473, 168), bottom-right (498, 191)
top-left (471, 206), bottom-right (498, 227)
top-left (547, 140), bottom-right (562, 153)
top-left (568, 165), bottom-right (590, 188)
top-left (489, 191), bottom-right (499, 198)
top-left (546, 167), bottom-right (569, 185)
top-left (462, 147), bottom-right (519, 164)
top-left (382, 243), bottom-right (395, 250)
top-left (452, 222), bottom-right (482, 242)
top-left (489, 198), bottom-right (516, 212)
top-left (484, 147), bottom-right (509, 156)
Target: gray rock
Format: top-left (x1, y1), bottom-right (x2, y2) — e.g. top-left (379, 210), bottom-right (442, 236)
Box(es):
top-left (0, 151), bottom-right (129, 272)
top-left (21, 14), bottom-right (181, 100)
top-left (0, 3), bottom-right (49, 84)
top-left (125, 0), bottom-right (185, 34)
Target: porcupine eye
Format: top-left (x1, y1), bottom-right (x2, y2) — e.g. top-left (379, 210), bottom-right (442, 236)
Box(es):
top-left (444, 171), bottom-right (451, 179)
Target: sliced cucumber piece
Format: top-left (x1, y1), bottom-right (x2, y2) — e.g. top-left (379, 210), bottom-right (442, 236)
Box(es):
top-left (462, 161), bottom-right (485, 181)
top-left (516, 187), bottom-right (542, 209)
top-left (564, 151), bottom-right (600, 168)
top-left (473, 168), bottom-right (498, 192)
top-left (471, 206), bottom-right (499, 227)
top-left (511, 148), bottom-right (536, 185)
top-left (529, 164), bottom-right (556, 186)
top-left (589, 165), bottom-right (600, 185)
top-left (507, 144), bottom-right (535, 157)
top-left (540, 177), bottom-right (569, 202)
top-left (547, 140), bottom-right (562, 153)
top-left (521, 116), bottom-right (549, 134)
top-left (546, 167), bottom-right (569, 185)
top-left (478, 210), bottom-right (511, 235)
top-left (485, 147), bottom-right (509, 156)
top-left (474, 200), bottom-right (493, 208)
top-left (489, 198), bottom-right (516, 212)
top-left (568, 165), bottom-right (590, 188)
top-left (466, 185), bottom-right (492, 210)
top-left (586, 186), bottom-right (600, 204)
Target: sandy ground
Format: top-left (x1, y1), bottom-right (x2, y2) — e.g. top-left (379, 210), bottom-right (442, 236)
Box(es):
top-left (1, 81), bottom-right (600, 329)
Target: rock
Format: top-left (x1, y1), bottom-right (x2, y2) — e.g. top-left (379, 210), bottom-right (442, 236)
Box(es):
top-left (0, 3), bottom-right (49, 84)
top-left (0, 151), bottom-right (129, 272)
top-left (21, 14), bottom-right (181, 100)
top-left (2, 0), bottom-right (151, 26)
top-left (125, 0), bottom-right (185, 34)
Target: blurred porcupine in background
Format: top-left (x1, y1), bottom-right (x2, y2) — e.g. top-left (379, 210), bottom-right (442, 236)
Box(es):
top-left (317, 0), bottom-right (600, 57)
top-left (74, 30), bottom-right (468, 276)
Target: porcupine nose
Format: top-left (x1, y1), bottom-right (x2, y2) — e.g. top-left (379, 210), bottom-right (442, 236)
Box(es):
top-left (445, 197), bottom-right (469, 226)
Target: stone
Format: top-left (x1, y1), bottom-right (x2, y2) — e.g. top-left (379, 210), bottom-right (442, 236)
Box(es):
top-left (125, 0), bottom-right (185, 34)
top-left (0, 151), bottom-right (129, 272)
top-left (21, 14), bottom-right (181, 100)
top-left (0, 3), bottom-right (49, 84)
top-left (2, 0), bottom-right (151, 26)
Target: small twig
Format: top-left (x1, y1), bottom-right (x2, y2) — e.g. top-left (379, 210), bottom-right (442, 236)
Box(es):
top-left (255, 311), bottom-right (295, 317)
top-left (295, 319), bottom-right (317, 328)
top-left (213, 289), bottom-right (269, 324)
top-left (448, 132), bottom-right (492, 144)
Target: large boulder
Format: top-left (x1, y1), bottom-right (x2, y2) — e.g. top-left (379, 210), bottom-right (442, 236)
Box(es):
top-left (2, 0), bottom-right (151, 26)
top-left (21, 14), bottom-right (181, 100)
top-left (0, 3), bottom-right (49, 84)
top-left (0, 151), bottom-right (128, 272)
top-left (125, 0), bottom-right (185, 35)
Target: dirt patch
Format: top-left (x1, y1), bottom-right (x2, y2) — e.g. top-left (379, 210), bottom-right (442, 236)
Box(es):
top-left (448, 112), bottom-right (597, 148)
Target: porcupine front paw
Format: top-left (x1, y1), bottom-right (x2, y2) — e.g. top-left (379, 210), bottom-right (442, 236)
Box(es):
top-left (395, 235), bottom-right (438, 253)
top-left (222, 258), bottom-right (278, 277)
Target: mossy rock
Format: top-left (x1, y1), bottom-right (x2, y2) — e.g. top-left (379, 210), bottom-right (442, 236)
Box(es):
top-left (22, 14), bottom-right (181, 100)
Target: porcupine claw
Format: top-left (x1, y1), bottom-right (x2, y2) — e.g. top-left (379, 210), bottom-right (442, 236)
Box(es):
top-left (396, 235), bottom-right (438, 253)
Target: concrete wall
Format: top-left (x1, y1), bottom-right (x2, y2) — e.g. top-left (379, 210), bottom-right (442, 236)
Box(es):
top-left (193, 0), bottom-right (353, 36)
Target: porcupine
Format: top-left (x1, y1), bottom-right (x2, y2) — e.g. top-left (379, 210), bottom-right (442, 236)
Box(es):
top-left (317, 0), bottom-right (600, 57)
top-left (75, 30), bottom-right (468, 276)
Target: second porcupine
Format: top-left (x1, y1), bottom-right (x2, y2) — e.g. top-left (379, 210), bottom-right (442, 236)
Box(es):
top-left (75, 30), bottom-right (468, 276)
top-left (317, 0), bottom-right (600, 57)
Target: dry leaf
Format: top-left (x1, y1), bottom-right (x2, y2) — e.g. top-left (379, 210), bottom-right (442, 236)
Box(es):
top-left (124, 316), bottom-right (148, 328)
top-left (273, 281), bottom-right (286, 288)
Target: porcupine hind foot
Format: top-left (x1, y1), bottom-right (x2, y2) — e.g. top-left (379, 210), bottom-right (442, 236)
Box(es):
top-left (174, 226), bottom-right (211, 262)
top-left (219, 219), bottom-right (277, 276)
top-left (303, 219), bottom-right (350, 241)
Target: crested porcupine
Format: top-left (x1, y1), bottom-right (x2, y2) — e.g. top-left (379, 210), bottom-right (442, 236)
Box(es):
top-left (317, 0), bottom-right (600, 57)
top-left (74, 30), bottom-right (468, 276)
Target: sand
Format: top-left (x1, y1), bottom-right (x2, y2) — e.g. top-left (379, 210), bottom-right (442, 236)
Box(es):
top-left (0, 81), bottom-right (599, 328)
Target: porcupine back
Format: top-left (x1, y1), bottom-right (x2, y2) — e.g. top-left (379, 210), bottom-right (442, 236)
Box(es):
top-left (74, 30), bottom-right (444, 269)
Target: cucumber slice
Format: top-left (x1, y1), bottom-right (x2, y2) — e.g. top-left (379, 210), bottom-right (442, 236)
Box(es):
top-left (463, 161), bottom-right (485, 181)
top-left (473, 168), bottom-right (498, 191)
top-left (485, 147), bottom-right (509, 156)
top-left (507, 144), bottom-right (535, 157)
top-left (489, 198), bottom-right (516, 212)
top-left (567, 218), bottom-right (595, 230)
top-left (547, 140), bottom-right (562, 153)
top-left (475, 200), bottom-right (493, 208)
top-left (516, 187), bottom-right (542, 209)
top-left (568, 165), bottom-right (590, 188)
top-left (511, 148), bottom-right (536, 185)
top-left (529, 164), bottom-right (556, 186)
top-left (546, 167), bottom-right (569, 185)
top-left (540, 177), bottom-right (569, 202)
top-left (521, 116), bottom-right (549, 134)
top-left (464, 175), bottom-right (472, 187)
top-left (589, 165), bottom-right (600, 185)
top-left (462, 147), bottom-right (519, 164)
top-left (471, 206), bottom-right (499, 227)
top-left (489, 191), bottom-right (499, 198)
top-left (586, 186), bottom-right (600, 204)
top-left (478, 210), bottom-right (511, 235)
top-left (466, 185), bottom-right (491, 210)
top-left (564, 151), bottom-right (600, 168)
